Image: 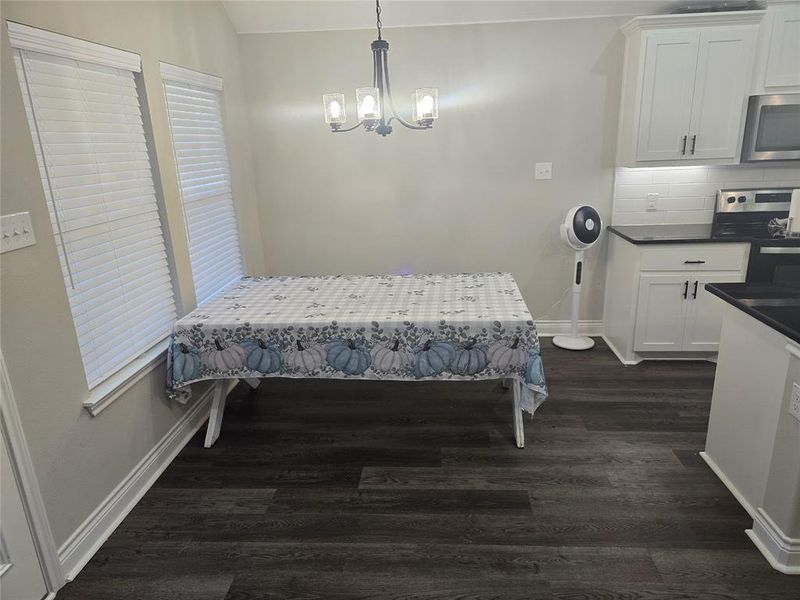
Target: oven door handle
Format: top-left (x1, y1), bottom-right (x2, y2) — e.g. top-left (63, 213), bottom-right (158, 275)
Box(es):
top-left (759, 246), bottom-right (800, 254)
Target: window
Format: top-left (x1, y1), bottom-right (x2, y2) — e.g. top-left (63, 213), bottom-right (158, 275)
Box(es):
top-left (160, 63), bottom-right (243, 305)
top-left (10, 23), bottom-right (177, 388)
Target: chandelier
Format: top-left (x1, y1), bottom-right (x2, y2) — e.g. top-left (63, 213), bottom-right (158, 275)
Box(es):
top-left (322, 0), bottom-right (439, 136)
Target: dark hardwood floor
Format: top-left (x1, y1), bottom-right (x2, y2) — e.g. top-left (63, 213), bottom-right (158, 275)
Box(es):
top-left (57, 339), bottom-right (799, 599)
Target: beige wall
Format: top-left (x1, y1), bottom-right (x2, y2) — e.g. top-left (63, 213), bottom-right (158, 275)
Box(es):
top-left (0, 1), bottom-right (262, 547)
top-left (238, 17), bottom-right (624, 321)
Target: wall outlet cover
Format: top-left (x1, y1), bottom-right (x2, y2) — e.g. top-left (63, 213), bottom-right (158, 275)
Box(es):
top-left (535, 162), bottom-right (553, 180)
top-left (646, 193), bottom-right (659, 211)
top-left (790, 382), bottom-right (800, 424)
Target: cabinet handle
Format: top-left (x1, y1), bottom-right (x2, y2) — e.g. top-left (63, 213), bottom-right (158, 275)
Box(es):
top-left (683, 280), bottom-right (689, 299)
top-left (683, 260), bottom-right (706, 264)
top-left (690, 134), bottom-right (697, 155)
top-left (680, 135), bottom-right (688, 155)
top-left (692, 280), bottom-right (699, 299)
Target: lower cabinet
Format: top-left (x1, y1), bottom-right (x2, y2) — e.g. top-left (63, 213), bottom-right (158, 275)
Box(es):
top-left (603, 236), bottom-right (750, 364)
top-left (634, 271), bottom-right (744, 352)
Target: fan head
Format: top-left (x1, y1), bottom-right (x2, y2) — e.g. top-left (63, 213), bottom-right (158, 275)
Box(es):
top-left (560, 205), bottom-right (602, 250)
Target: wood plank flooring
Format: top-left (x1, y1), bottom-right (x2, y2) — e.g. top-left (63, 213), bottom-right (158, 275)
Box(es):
top-left (56, 339), bottom-right (799, 599)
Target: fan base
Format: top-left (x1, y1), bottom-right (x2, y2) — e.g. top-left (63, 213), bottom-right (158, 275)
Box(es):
top-left (552, 335), bottom-right (595, 351)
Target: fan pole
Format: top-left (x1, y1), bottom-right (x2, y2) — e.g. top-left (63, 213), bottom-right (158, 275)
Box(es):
top-left (553, 249), bottom-right (595, 351)
top-left (569, 250), bottom-right (583, 338)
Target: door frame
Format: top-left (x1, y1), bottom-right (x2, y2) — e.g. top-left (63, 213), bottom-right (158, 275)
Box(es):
top-left (0, 350), bottom-right (64, 595)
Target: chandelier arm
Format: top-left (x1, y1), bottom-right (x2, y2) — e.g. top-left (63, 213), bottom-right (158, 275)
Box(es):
top-left (332, 121), bottom-right (366, 133)
top-left (381, 50), bottom-right (431, 130)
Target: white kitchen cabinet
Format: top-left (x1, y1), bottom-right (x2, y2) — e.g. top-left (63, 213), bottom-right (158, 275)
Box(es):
top-left (617, 11), bottom-right (763, 166)
top-left (690, 27), bottom-right (756, 160)
top-left (636, 30), bottom-right (698, 161)
top-left (633, 270), bottom-right (744, 353)
top-left (634, 274), bottom-right (690, 350)
top-left (764, 2), bottom-right (800, 89)
top-left (603, 236), bottom-right (749, 364)
top-left (682, 271), bottom-right (741, 351)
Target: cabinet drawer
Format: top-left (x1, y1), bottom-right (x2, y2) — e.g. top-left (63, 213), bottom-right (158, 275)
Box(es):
top-left (640, 243), bottom-right (748, 272)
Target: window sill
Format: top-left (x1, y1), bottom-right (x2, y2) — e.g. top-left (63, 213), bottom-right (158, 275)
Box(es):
top-left (83, 338), bottom-right (170, 417)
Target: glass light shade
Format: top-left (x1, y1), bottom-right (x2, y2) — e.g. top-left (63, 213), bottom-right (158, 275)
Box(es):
top-left (356, 87), bottom-right (381, 120)
top-left (412, 88), bottom-right (439, 122)
top-left (323, 93), bottom-right (346, 125)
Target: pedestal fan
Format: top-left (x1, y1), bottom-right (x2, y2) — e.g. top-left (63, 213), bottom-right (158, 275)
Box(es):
top-left (553, 205), bottom-right (602, 351)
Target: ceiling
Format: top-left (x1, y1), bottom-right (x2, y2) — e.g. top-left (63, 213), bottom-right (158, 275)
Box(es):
top-left (221, 0), bottom-right (737, 35)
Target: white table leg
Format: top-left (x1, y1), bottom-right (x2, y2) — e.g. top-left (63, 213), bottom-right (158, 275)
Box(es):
top-left (243, 377), bottom-right (261, 390)
top-left (512, 379), bottom-right (525, 449)
top-left (204, 380), bottom-right (228, 448)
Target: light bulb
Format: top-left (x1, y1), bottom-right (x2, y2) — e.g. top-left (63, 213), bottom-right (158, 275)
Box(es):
top-left (322, 93), bottom-right (346, 125)
top-left (361, 95), bottom-right (376, 118)
top-left (329, 100), bottom-right (342, 120)
top-left (417, 95), bottom-right (434, 118)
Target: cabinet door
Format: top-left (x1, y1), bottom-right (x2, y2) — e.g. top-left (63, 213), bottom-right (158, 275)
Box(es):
top-left (633, 274), bottom-right (690, 352)
top-left (636, 30), bottom-right (699, 161)
top-left (683, 271), bottom-right (745, 352)
top-left (765, 4), bottom-right (800, 89)
top-left (688, 26), bottom-right (756, 160)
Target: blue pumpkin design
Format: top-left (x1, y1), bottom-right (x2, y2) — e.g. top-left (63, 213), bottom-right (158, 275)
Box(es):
top-left (415, 340), bottom-right (455, 378)
top-left (243, 338), bottom-right (281, 374)
top-left (173, 343), bottom-right (201, 382)
top-left (326, 339), bottom-right (371, 375)
top-left (451, 339), bottom-right (488, 375)
top-left (525, 351), bottom-right (545, 387)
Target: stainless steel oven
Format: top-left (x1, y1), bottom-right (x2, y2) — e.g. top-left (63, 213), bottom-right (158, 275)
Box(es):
top-left (746, 243), bottom-right (800, 286)
top-left (741, 94), bottom-right (800, 162)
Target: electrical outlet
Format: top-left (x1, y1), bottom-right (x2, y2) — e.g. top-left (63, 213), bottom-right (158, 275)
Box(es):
top-left (790, 383), bottom-right (800, 423)
top-left (646, 193), bottom-right (659, 212)
top-left (535, 162), bottom-right (552, 180)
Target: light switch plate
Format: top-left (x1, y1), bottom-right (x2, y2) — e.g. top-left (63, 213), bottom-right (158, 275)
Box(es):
top-left (789, 383), bottom-right (800, 423)
top-left (1, 212), bottom-right (35, 253)
top-left (535, 162), bottom-right (552, 180)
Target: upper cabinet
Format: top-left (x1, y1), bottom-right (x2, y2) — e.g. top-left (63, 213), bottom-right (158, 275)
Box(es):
top-left (754, 2), bottom-right (800, 92)
top-left (617, 11), bottom-right (764, 167)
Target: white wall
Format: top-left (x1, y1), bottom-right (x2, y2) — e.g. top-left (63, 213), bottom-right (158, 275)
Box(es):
top-left (238, 17), bottom-right (626, 322)
top-left (0, 0), bottom-right (262, 551)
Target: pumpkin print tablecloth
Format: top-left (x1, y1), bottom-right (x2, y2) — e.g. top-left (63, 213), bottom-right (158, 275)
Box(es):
top-left (167, 273), bottom-right (548, 413)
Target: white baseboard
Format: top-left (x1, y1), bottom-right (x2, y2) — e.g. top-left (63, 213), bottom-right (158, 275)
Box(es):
top-left (536, 320), bottom-right (603, 337)
top-left (699, 451), bottom-right (756, 519)
top-left (747, 508), bottom-right (800, 575)
top-left (600, 334), bottom-right (642, 365)
top-left (57, 386), bottom-right (219, 581)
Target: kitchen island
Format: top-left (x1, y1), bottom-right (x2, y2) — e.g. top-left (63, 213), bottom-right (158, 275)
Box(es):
top-left (702, 282), bottom-right (800, 574)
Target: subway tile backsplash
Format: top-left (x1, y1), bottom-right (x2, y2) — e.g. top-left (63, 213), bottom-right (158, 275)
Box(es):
top-left (612, 165), bottom-right (800, 225)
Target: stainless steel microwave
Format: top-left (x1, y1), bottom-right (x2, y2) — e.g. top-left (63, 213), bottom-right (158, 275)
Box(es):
top-left (741, 94), bottom-right (800, 162)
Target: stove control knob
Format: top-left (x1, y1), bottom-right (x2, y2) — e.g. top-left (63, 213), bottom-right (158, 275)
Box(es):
top-left (737, 195), bottom-right (747, 203)
top-left (727, 196), bottom-right (736, 204)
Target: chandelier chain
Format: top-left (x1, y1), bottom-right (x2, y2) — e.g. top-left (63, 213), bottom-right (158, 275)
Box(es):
top-left (376, 0), bottom-right (382, 40)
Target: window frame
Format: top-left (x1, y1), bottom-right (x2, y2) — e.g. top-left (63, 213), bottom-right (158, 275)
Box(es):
top-left (160, 61), bottom-right (244, 306)
top-left (9, 22), bottom-right (179, 414)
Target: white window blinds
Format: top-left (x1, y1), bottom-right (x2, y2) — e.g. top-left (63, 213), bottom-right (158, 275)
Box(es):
top-left (161, 64), bottom-right (243, 305)
top-left (11, 25), bottom-right (177, 389)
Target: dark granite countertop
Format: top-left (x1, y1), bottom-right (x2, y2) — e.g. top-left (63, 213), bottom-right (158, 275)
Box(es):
top-left (608, 224), bottom-right (751, 244)
top-left (705, 283), bottom-right (800, 344)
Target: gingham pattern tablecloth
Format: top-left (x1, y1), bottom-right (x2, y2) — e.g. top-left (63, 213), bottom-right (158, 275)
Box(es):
top-left (167, 273), bottom-right (547, 413)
